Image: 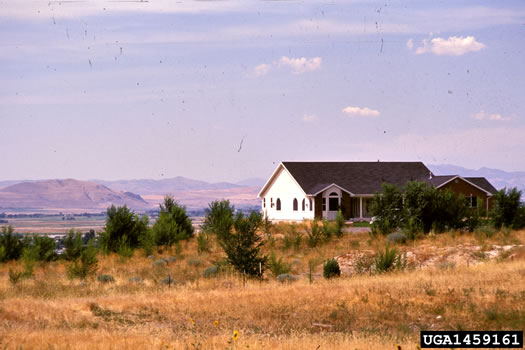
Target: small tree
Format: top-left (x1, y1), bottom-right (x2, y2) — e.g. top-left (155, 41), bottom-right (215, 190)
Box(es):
top-left (0, 225), bottom-right (27, 262)
top-left (100, 205), bottom-right (149, 253)
top-left (220, 211), bottom-right (267, 278)
top-left (63, 229), bottom-right (84, 261)
top-left (370, 183), bottom-right (404, 235)
top-left (24, 235), bottom-right (57, 262)
top-left (323, 258), bottom-right (341, 279)
top-left (492, 187), bottom-right (522, 228)
top-left (335, 209), bottom-right (345, 237)
top-left (201, 200), bottom-right (234, 241)
top-left (152, 195), bottom-right (194, 247)
top-left (68, 240), bottom-right (98, 279)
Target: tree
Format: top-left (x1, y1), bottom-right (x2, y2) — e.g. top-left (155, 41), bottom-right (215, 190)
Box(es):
top-left (492, 187), bottom-right (523, 228)
top-left (220, 211), bottom-right (267, 278)
top-left (201, 200), bottom-right (235, 241)
top-left (152, 195), bottom-right (194, 246)
top-left (63, 229), bottom-right (84, 261)
top-left (0, 225), bottom-right (27, 262)
top-left (370, 183), bottom-right (404, 235)
top-left (67, 240), bottom-right (98, 279)
top-left (100, 205), bottom-right (149, 253)
top-left (404, 181), bottom-right (467, 234)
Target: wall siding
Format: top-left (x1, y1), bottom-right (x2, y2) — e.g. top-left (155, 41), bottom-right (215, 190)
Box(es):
top-left (262, 166), bottom-right (315, 221)
top-left (439, 178), bottom-right (493, 210)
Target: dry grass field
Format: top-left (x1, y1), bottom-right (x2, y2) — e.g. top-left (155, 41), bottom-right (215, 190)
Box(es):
top-left (1, 227), bottom-right (524, 349)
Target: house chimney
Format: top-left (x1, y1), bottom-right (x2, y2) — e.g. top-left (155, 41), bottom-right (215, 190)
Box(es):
top-left (429, 171), bottom-right (433, 180)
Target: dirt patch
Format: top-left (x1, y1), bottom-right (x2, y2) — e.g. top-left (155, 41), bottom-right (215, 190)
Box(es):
top-left (336, 244), bottom-right (524, 276)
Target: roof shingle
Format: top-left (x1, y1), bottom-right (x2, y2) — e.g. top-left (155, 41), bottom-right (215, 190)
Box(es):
top-left (282, 161), bottom-right (432, 195)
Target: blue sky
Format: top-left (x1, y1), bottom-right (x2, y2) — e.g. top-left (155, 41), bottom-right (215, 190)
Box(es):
top-left (1, 0), bottom-right (524, 182)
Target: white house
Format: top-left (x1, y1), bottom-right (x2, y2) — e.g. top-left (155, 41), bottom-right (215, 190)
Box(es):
top-left (257, 161), bottom-right (497, 222)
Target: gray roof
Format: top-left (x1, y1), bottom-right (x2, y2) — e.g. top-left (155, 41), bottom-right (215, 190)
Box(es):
top-left (464, 177), bottom-right (498, 194)
top-left (428, 175), bottom-right (498, 195)
top-left (282, 161), bottom-right (432, 195)
top-left (428, 175), bottom-right (456, 188)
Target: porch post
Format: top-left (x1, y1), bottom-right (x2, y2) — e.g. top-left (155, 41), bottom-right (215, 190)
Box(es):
top-left (359, 197), bottom-right (363, 219)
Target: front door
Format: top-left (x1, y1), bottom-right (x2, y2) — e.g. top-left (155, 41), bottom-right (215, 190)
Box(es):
top-left (326, 192), bottom-right (340, 220)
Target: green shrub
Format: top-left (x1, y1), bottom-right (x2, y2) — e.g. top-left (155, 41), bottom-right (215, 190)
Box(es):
top-left (386, 231), bottom-right (407, 244)
top-left (26, 235), bottom-right (57, 262)
top-left (63, 229), bottom-right (84, 261)
top-left (283, 224), bottom-right (302, 250)
top-left (305, 220), bottom-right (323, 247)
top-left (323, 258), bottom-right (341, 279)
top-left (201, 200), bottom-right (234, 241)
top-left (187, 258), bottom-right (201, 266)
top-left (268, 252), bottom-right (291, 277)
top-left (370, 183), bottom-right (404, 235)
top-left (220, 211), bottom-right (267, 278)
top-left (203, 265), bottom-right (218, 278)
top-left (8, 269), bottom-right (24, 285)
top-left (128, 276), bottom-right (143, 283)
top-left (492, 187), bottom-right (522, 228)
top-left (335, 209), bottom-right (345, 237)
top-left (100, 205), bottom-right (149, 253)
top-left (512, 206), bottom-right (525, 230)
top-left (196, 232), bottom-right (211, 254)
top-left (97, 274), bottom-right (115, 283)
top-left (475, 224), bottom-right (497, 239)
top-left (139, 228), bottom-right (155, 257)
top-left (277, 273), bottom-right (298, 283)
top-left (152, 195), bottom-right (194, 247)
top-left (0, 226), bottom-right (27, 262)
top-left (116, 235), bottom-right (134, 259)
top-left (374, 244), bottom-right (406, 273)
top-left (68, 240), bottom-right (98, 279)
top-left (321, 219), bottom-right (336, 241)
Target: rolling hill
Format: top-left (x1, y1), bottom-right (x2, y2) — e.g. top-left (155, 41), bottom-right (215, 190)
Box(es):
top-left (0, 179), bottom-right (151, 211)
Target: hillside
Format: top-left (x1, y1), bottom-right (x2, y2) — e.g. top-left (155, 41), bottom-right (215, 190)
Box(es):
top-left (0, 179), bottom-right (151, 211)
top-left (93, 176), bottom-right (242, 195)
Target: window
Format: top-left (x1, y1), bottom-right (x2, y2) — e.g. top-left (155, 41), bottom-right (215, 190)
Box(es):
top-left (263, 198), bottom-right (266, 208)
top-left (271, 197), bottom-right (273, 208)
top-left (302, 198), bottom-right (305, 211)
top-left (322, 198), bottom-right (326, 211)
top-left (309, 198), bottom-right (312, 211)
top-left (276, 198), bottom-right (281, 211)
top-left (293, 198), bottom-right (298, 211)
top-left (328, 192), bottom-right (339, 211)
top-left (329, 197), bottom-right (339, 211)
top-left (466, 195), bottom-right (478, 208)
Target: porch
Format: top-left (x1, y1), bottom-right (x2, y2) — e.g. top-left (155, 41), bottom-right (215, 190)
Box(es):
top-left (313, 190), bottom-right (373, 221)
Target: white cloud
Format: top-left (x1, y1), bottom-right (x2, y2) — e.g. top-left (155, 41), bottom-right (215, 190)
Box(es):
top-left (302, 114), bottom-right (318, 123)
top-left (254, 64), bottom-right (271, 77)
top-left (415, 36), bottom-right (486, 56)
top-left (473, 111), bottom-right (512, 121)
top-left (406, 39), bottom-right (414, 50)
top-left (342, 106), bottom-right (380, 117)
top-left (278, 56), bottom-right (322, 74)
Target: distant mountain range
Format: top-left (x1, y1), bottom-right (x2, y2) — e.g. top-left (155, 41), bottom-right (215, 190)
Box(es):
top-left (0, 179), bottom-right (150, 211)
top-left (94, 177), bottom-right (244, 195)
top-left (0, 176), bottom-right (266, 213)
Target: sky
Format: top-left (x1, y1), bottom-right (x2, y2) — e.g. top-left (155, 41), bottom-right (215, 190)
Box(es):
top-left (1, 0), bottom-right (524, 183)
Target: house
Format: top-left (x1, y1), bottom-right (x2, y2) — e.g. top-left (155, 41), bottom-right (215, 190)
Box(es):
top-left (257, 161), bottom-right (498, 222)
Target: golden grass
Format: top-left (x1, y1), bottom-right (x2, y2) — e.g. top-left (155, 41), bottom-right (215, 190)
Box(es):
top-left (0, 228), bottom-right (524, 349)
